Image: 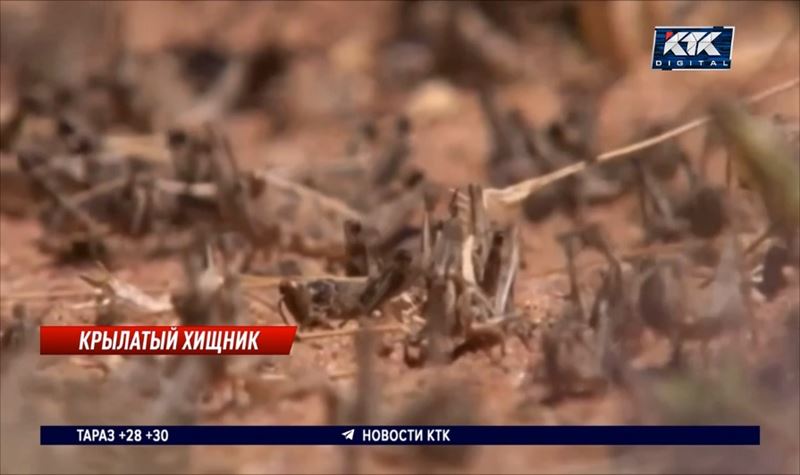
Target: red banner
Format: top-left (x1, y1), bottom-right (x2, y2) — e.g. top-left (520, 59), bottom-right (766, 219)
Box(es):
top-left (40, 325), bottom-right (297, 355)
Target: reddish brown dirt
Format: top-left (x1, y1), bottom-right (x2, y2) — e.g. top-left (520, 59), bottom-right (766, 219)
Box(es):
top-left (1, 2), bottom-right (799, 474)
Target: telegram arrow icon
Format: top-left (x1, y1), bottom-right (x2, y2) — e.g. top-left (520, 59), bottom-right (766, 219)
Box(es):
top-left (342, 429), bottom-right (355, 441)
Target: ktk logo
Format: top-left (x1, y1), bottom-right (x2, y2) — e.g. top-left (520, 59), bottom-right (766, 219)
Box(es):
top-left (663, 31), bottom-right (721, 56)
top-left (652, 26), bottom-right (734, 71)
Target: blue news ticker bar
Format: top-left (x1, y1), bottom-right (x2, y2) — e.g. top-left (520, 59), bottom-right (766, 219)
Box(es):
top-left (41, 425), bottom-right (760, 446)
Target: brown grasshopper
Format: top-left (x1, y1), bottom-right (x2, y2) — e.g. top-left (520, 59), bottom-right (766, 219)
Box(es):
top-left (635, 151), bottom-right (727, 244)
top-left (535, 225), bottom-right (618, 401)
top-left (282, 116), bottom-right (421, 212)
top-left (10, 115), bottom-right (427, 265)
top-left (638, 234), bottom-right (747, 366)
top-left (570, 223), bottom-right (644, 356)
top-left (480, 90), bottom-right (622, 222)
top-left (278, 247), bottom-right (419, 330)
top-left (162, 240), bottom-right (249, 419)
top-left (479, 89), bottom-right (562, 221)
top-left (634, 157), bottom-right (689, 243)
top-left (540, 304), bottom-right (611, 402)
top-left (153, 126), bottom-right (429, 264)
top-left (526, 106), bottom-right (623, 208)
top-left (397, 1), bottom-right (528, 81)
top-left (0, 304), bottom-right (39, 364)
top-left (674, 155), bottom-right (727, 239)
top-left (9, 117), bottom-right (196, 261)
top-left (343, 219), bottom-right (382, 277)
top-left (404, 185), bottom-right (529, 366)
top-left (278, 278), bottom-right (366, 329)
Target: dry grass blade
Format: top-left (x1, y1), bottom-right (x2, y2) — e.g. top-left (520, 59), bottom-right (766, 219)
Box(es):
top-left (483, 76), bottom-right (800, 213)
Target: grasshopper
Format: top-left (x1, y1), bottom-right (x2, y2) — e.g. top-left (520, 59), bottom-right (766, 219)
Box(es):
top-left (0, 304), bottom-right (39, 368)
top-left (537, 228), bottom-right (615, 401)
top-left (564, 223), bottom-right (643, 356)
top-left (404, 185), bottom-right (528, 366)
top-left (289, 116), bottom-right (417, 209)
top-left (540, 306), bottom-right (610, 402)
top-left (278, 248), bottom-right (418, 330)
top-left (343, 219), bottom-right (381, 277)
top-left (152, 126), bottom-right (429, 264)
top-left (278, 278), bottom-right (366, 329)
top-left (479, 89), bottom-right (563, 221)
top-left (638, 234), bottom-right (747, 366)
